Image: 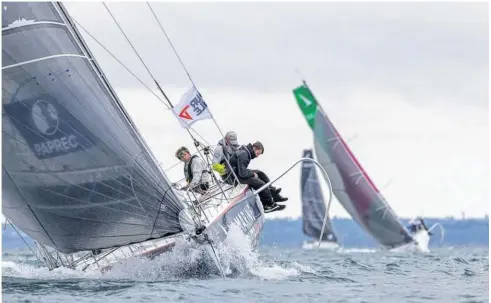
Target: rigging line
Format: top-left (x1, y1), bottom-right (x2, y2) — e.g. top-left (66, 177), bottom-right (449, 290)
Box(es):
top-left (145, 3), bottom-right (241, 185)
top-left (10, 70), bottom-right (169, 197)
top-left (3, 215), bottom-right (43, 263)
top-left (146, 2), bottom-right (195, 87)
top-left (3, 136), bottom-right (165, 216)
top-left (188, 127), bottom-right (212, 148)
top-left (71, 16), bottom-right (211, 155)
top-left (3, 168), bottom-right (59, 250)
top-left (149, 185), bottom-right (177, 238)
top-left (70, 17), bottom-right (168, 109)
top-left (100, 3), bottom-right (210, 151)
top-left (4, 158), bottom-right (154, 219)
top-left (73, 7), bottom-right (208, 195)
top-left (72, 13), bottom-right (213, 151)
top-left (102, 3), bottom-right (163, 100)
top-left (4, 132), bottom-right (165, 208)
top-left (7, 64), bottom-right (169, 197)
top-left (3, 100), bottom-right (165, 205)
top-left (129, 174), bottom-right (151, 219)
top-left (102, 2), bottom-right (178, 119)
top-left (102, 2), bottom-right (216, 171)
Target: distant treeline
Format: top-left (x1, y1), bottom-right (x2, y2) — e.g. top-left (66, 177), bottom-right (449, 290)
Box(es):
top-left (3, 217), bottom-right (489, 250)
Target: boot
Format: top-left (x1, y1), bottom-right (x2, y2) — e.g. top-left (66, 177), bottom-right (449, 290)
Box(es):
top-left (270, 186), bottom-right (282, 195)
top-left (272, 190), bottom-right (288, 203)
top-left (263, 202), bottom-right (286, 213)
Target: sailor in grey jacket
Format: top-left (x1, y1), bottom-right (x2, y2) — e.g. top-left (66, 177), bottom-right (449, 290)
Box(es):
top-left (176, 146), bottom-right (212, 192)
top-left (211, 131), bottom-right (240, 177)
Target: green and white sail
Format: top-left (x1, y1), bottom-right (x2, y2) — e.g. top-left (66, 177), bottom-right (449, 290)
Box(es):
top-left (293, 82), bottom-right (413, 248)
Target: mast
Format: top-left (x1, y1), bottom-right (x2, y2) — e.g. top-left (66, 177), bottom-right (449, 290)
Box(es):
top-left (98, 2), bottom-right (241, 184)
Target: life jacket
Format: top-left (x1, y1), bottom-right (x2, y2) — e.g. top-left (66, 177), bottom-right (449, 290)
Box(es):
top-left (184, 155), bottom-right (199, 183)
top-left (184, 155), bottom-right (211, 183)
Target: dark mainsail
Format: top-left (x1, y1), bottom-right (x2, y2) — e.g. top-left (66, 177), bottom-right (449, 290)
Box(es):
top-left (301, 149), bottom-right (337, 243)
top-left (294, 83), bottom-right (414, 248)
top-left (2, 2), bottom-right (184, 253)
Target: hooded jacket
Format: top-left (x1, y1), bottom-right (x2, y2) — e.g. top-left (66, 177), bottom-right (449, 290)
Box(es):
top-left (211, 138), bottom-right (239, 175)
top-left (228, 143), bottom-right (256, 180)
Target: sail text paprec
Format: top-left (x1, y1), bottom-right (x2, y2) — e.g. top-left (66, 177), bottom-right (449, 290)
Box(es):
top-left (4, 95), bottom-right (97, 160)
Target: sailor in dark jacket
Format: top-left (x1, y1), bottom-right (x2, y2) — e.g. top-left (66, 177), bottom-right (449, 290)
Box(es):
top-left (228, 141), bottom-right (287, 213)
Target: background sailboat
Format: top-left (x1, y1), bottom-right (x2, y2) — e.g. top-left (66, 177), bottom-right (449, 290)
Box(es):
top-left (293, 80), bottom-right (432, 251)
top-left (300, 149), bottom-right (339, 250)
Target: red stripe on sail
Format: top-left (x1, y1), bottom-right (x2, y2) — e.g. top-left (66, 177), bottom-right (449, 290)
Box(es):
top-left (328, 116), bottom-right (380, 194)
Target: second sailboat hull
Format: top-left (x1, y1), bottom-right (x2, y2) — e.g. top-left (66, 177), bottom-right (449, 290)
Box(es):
top-left (302, 240), bottom-right (339, 250)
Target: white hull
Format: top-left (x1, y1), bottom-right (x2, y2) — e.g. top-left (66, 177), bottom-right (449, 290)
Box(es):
top-left (302, 240), bottom-right (339, 250)
top-left (390, 230), bottom-right (431, 253)
top-left (71, 184), bottom-right (264, 272)
top-left (412, 229), bottom-right (431, 252)
top-left (71, 232), bottom-right (183, 272)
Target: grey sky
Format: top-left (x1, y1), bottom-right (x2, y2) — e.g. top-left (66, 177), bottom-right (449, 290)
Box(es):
top-left (62, 1), bottom-right (488, 219)
top-left (67, 2), bottom-right (488, 105)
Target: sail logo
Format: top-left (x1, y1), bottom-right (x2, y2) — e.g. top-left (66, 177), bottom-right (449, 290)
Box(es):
top-left (178, 105), bottom-right (193, 120)
top-left (178, 94), bottom-right (208, 120)
top-left (30, 100), bottom-right (83, 158)
top-left (173, 86), bottom-right (212, 128)
top-left (299, 94), bottom-right (312, 107)
top-left (33, 133), bottom-right (80, 158)
top-left (4, 94), bottom-right (97, 160)
top-left (31, 100), bottom-right (59, 135)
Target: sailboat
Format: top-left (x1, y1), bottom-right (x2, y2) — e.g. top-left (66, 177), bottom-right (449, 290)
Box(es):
top-left (1, 2), bottom-right (277, 275)
top-left (300, 149), bottom-right (339, 250)
top-left (293, 80), bottom-right (433, 252)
